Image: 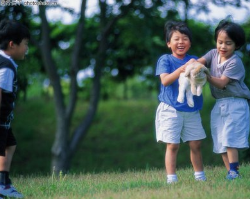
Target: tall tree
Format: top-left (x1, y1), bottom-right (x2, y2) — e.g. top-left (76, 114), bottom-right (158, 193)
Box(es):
top-left (39, 0), bottom-right (87, 173)
top-left (38, 0), bottom-right (139, 173)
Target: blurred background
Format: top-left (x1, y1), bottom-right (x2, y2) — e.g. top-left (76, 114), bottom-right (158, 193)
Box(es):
top-left (0, 0), bottom-right (250, 175)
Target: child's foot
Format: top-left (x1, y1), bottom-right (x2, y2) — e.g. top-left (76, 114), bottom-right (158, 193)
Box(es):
top-left (167, 174), bottom-right (178, 184)
top-left (194, 171), bottom-right (206, 181)
top-left (0, 184), bottom-right (24, 198)
top-left (226, 170), bottom-right (240, 180)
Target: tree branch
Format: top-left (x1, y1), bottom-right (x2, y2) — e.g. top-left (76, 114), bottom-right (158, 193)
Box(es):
top-left (66, 0), bottom-right (87, 122)
top-left (39, 6), bottom-right (65, 114)
top-left (68, 0), bottom-right (136, 157)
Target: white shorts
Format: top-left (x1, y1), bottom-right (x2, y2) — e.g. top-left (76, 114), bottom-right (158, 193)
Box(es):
top-left (211, 97), bottom-right (250, 154)
top-left (155, 102), bottom-right (206, 143)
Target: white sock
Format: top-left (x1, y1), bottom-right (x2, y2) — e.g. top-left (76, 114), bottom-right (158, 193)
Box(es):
top-left (167, 174), bottom-right (178, 183)
top-left (194, 171), bottom-right (206, 181)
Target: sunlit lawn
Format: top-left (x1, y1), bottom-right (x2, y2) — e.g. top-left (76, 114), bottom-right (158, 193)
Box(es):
top-left (14, 164), bottom-right (250, 199)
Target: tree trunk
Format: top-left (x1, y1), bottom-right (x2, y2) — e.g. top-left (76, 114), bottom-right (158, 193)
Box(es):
top-left (50, 0), bottom-right (87, 174)
top-left (38, 0), bottom-right (136, 174)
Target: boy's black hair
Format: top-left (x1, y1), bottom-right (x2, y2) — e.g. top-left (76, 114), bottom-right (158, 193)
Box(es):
top-left (164, 20), bottom-right (192, 43)
top-left (0, 19), bottom-right (30, 50)
top-left (215, 18), bottom-right (245, 50)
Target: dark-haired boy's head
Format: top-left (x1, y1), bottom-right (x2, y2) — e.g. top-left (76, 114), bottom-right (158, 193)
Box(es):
top-left (215, 19), bottom-right (245, 50)
top-left (0, 19), bottom-right (30, 50)
top-left (164, 21), bottom-right (192, 43)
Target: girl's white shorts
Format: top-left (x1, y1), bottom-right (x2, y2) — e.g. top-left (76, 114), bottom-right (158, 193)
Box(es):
top-left (155, 102), bottom-right (206, 143)
top-left (211, 97), bottom-right (250, 154)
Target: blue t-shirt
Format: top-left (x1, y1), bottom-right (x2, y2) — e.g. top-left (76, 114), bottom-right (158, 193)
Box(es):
top-left (156, 54), bottom-right (203, 112)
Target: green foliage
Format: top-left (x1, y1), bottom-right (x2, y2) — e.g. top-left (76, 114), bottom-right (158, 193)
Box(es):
top-left (241, 18), bottom-right (250, 88)
top-left (187, 20), bottom-right (215, 57)
top-left (11, 164), bottom-right (250, 198)
top-left (13, 97), bottom-right (55, 174)
top-left (2, 4), bottom-right (250, 106)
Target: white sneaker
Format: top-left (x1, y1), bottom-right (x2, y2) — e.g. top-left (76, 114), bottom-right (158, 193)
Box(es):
top-left (0, 184), bottom-right (24, 198)
top-left (167, 174), bottom-right (178, 184)
top-left (194, 171), bottom-right (206, 181)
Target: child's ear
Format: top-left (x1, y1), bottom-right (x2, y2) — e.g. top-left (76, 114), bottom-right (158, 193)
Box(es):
top-left (166, 42), bottom-right (171, 48)
top-left (9, 41), bottom-right (15, 48)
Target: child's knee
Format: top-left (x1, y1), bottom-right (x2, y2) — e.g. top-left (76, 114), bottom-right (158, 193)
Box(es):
top-left (167, 143), bottom-right (180, 152)
top-left (189, 140), bottom-right (202, 150)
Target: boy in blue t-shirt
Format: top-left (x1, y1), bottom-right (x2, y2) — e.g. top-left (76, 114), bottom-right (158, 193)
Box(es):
top-left (155, 21), bottom-right (206, 184)
top-left (0, 19), bottom-right (29, 198)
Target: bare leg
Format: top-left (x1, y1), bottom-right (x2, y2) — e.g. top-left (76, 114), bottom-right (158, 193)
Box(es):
top-left (221, 152), bottom-right (230, 171)
top-left (189, 140), bottom-right (204, 171)
top-left (0, 145), bottom-right (16, 171)
top-left (0, 146), bottom-right (23, 198)
top-left (227, 147), bottom-right (238, 164)
top-left (225, 148), bottom-right (240, 180)
top-left (165, 143), bottom-right (179, 174)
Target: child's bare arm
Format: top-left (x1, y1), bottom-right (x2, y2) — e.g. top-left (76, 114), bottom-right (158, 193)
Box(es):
top-left (160, 65), bottom-right (186, 86)
top-left (197, 57), bottom-right (206, 65)
top-left (207, 75), bottom-right (230, 89)
top-left (195, 57), bottom-right (229, 89)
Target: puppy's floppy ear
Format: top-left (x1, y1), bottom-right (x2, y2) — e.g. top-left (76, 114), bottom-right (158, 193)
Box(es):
top-left (202, 65), bottom-right (210, 75)
top-left (193, 64), bottom-right (203, 74)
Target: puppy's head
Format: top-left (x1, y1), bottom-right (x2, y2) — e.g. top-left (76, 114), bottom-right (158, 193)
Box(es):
top-left (190, 62), bottom-right (209, 78)
top-left (193, 64), bottom-right (203, 75)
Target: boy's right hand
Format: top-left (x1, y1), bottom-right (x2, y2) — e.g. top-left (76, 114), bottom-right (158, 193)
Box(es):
top-left (186, 58), bottom-right (197, 65)
top-left (180, 59), bottom-right (196, 73)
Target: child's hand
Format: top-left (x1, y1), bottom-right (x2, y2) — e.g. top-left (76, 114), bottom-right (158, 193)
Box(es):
top-left (180, 59), bottom-right (196, 72)
top-left (179, 64), bottom-right (186, 73)
top-left (186, 58), bottom-right (196, 65)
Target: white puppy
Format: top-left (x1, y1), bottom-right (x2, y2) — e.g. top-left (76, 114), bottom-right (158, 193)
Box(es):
top-left (177, 62), bottom-right (210, 107)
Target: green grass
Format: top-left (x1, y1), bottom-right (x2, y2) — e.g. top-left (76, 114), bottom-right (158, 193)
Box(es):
top-left (11, 164), bottom-right (250, 199)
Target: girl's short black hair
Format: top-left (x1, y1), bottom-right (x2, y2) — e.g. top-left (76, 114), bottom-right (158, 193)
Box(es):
top-left (164, 21), bottom-right (192, 43)
top-left (215, 18), bottom-right (245, 50)
top-left (0, 19), bottom-right (30, 50)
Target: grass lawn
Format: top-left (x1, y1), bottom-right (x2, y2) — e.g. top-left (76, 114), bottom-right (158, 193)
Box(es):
top-left (12, 164), bottom-right (250, 199)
